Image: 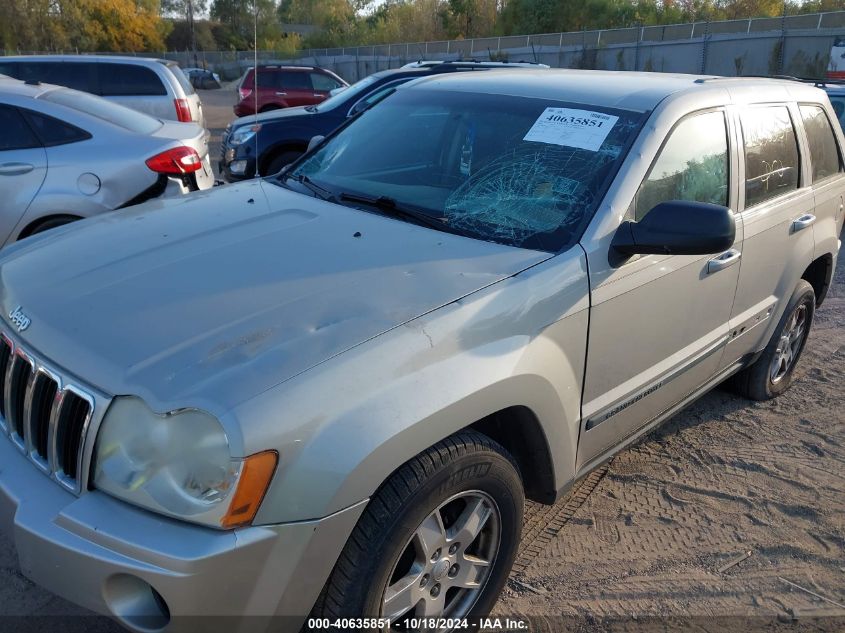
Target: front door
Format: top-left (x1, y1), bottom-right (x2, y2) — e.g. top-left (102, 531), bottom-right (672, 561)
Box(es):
top-left (578, 108), bottom-right (742, 469)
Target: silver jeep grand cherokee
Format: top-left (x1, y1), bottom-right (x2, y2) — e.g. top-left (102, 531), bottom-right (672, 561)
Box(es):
top-left (0, 70), bottom-right (842, 632)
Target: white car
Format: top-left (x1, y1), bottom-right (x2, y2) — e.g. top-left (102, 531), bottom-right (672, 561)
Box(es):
top-left (0, 77), bottom-right (213, 244)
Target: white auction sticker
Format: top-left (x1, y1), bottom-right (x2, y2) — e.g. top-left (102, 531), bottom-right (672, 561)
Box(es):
top-left (523, 107), bottom-right (618, 151)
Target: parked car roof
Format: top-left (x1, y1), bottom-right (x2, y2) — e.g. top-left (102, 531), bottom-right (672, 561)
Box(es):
top-left (0, 54), bottom-right (171, 65)
top-left (402, 69), bottom-right (826, 112)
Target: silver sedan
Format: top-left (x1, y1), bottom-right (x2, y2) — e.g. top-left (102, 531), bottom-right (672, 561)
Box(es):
top-left (0, 77), bottom-right (213, 245)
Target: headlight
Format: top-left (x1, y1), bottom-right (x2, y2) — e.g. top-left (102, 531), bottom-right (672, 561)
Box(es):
top-left (93, 397), bottom-right (276, 528)
top-left (228, 124), bottom-right (261, 146)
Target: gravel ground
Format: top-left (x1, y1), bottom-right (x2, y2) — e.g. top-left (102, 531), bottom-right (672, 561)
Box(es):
top-left (0, 94), bottom-right (841, 629)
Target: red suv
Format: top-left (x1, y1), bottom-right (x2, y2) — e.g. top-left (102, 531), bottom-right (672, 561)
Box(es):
top-left (234, 65), bottom-right (347, 116)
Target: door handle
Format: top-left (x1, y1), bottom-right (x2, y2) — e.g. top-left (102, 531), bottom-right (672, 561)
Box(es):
top-left (275, 92), bottom-right (287, 96)
top-left (0, 162), bottom-right (34, 176)
top-left (313, 93), bottom-right (323, 97)
top-left (707, 249), bottom-right (741, 274)
top-left (791, 213), bottom-right (816, 233)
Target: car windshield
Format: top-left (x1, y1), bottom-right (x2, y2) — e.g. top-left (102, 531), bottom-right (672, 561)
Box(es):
top-left (40, 88), bottom-right (162, 135)
top-left (312, 74), bottom-right (383, 112)
top-left (283, 89), bottom-right (645, 251)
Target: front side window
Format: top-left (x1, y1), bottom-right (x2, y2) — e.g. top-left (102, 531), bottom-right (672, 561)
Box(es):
top-left (285, 89), bottom-right (645, 251)
top-left (0, 106), bottom-right (40, 151)
top-left (311, 73), bottom-right (341, 91)
top-left (741, 106), bottom-right (800, 208)
top-left (800, 104), bottom-right (843, 183)
top-left (634, 110), bottom-right (729, 221)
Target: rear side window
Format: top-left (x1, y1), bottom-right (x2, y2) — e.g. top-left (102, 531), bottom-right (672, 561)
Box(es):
top-left (830, 97), bottom-right (845, 129)
top-left (98, 64), bottom-right (166, 96)
top-left (21, 109), bottom-right (91, 146)
top-left (741, 106), bottom-right (800, 208)
top-left (310, 72), bottom-right (341, 91)
top-left (800, 105), bottom-right (843, 183)
top-left (279, 71), bottom-right (312, 90)
top-left (166, 63), bottom-right (195, 95)
top-left (0, 62), bottom-right (95, 92)
top-left (0, 106), bottom-right (40, 150)
top-left (634, 110), bottom-right (729, 220)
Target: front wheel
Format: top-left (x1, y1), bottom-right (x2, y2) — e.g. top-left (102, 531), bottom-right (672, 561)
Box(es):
top-left (731, 279), bottom-right (815, 400)
top-left (311, 431), bottom-right (524, 627)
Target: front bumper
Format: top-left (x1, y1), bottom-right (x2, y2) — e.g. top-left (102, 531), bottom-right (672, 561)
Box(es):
top-left (0, 438), bottom-right (365, 633)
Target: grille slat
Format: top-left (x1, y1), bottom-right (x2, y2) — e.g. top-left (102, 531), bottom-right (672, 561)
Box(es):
top-left (0, 334), bottom-right (96, 493)
top-left (29, 373), bottom-right (59, 462)
top-left (8, 356), bottom-right (33, 439)
top-left (0, 339), bottom-right (11, 420)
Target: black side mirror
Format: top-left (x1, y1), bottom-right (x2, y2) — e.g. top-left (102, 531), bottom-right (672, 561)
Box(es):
top-left (612, 201), bottom-right (735, 257)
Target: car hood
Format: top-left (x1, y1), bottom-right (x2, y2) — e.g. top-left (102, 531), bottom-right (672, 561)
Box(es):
top-left (234, 105), bottom-right (312, 127)
top-left (0, 180), bottom-right (547, 413)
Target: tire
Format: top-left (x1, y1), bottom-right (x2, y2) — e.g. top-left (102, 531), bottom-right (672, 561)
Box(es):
top-left (23, 215), bottom-right (80, 238)
top-left (262, 150), bottom-right (302, 177)
top-left (259, 105), bottom-right (280, 113)
top-left (730, 279), bottom-right (815, 401)
top-left (311, 431), bottom-right (524, 627)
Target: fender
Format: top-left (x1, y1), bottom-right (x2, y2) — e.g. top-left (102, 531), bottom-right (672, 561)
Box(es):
top-left (233, 249), bottom-right (591, 524)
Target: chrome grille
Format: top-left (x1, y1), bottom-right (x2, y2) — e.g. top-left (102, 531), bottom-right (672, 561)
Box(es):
top-left (0, 334), bottom-right (96, 493)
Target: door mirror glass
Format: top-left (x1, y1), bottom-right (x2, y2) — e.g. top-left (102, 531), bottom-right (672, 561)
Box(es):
top-left (613, 200), bottom-right (735, 256)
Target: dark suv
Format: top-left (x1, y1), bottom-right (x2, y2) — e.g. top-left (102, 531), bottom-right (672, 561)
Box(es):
top-left (220, 61), bottom-right (549, 181)
top-left (234, 65), bottom-right (348, 116)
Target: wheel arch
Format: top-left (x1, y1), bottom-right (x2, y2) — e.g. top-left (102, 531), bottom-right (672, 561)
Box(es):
top-left (469, 406), bottom-right (557, 504)
top-left (258, 141), bottom-right (308, 176)
top-left (17, 213), bottom-right (84, 241)
top-left (801, 253), bottom-right (834, 307)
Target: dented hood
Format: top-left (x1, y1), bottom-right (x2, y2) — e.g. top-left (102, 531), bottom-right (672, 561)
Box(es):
top-left (0, 180), bottom-right (547, 413)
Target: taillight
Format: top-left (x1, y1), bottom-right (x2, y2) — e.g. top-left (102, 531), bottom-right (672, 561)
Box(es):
top-left (146, 146), bottom-right (202, 175)
top-left (174, 98), bottom-right (193, 122)
top-left (239, 87), bottom-right (252, 100)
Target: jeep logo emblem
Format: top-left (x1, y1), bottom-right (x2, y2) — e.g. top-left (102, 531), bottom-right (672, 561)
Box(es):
top-left (8, 306), bottom-right (31, 332)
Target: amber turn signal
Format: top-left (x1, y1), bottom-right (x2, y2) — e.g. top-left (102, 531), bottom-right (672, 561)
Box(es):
top-left (221, 450), bottom-right (278, 528)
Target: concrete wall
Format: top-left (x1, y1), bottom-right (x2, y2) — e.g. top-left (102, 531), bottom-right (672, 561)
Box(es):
top-left (285, 28), bottom-right (841, 83)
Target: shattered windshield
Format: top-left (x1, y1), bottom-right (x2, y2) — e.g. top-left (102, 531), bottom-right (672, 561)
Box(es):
top-left (285, 89), bottom-right (645, 251)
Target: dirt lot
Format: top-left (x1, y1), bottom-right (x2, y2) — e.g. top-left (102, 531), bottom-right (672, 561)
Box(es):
top-left (0, 90), bottom-right (841, 628)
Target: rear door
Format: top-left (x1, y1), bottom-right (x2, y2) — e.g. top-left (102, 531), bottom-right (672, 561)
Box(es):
top-left (0, 106), bottom-right (47, 243)
top-left (278, 71), bottom-right (316, 107)
top-left (798, 104), bottom-right (845, 278)
top-left (719, 104), bottom-right (816, 370)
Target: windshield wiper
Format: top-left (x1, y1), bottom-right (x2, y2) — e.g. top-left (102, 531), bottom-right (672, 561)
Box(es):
top-left (338, 192), bottom-right (454, 233)
top-left (285, 173), bottom-right (336, 202)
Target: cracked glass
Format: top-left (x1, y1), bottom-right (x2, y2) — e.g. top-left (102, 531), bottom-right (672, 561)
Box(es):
top-left (289, 89), bottom-right (645, 251)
